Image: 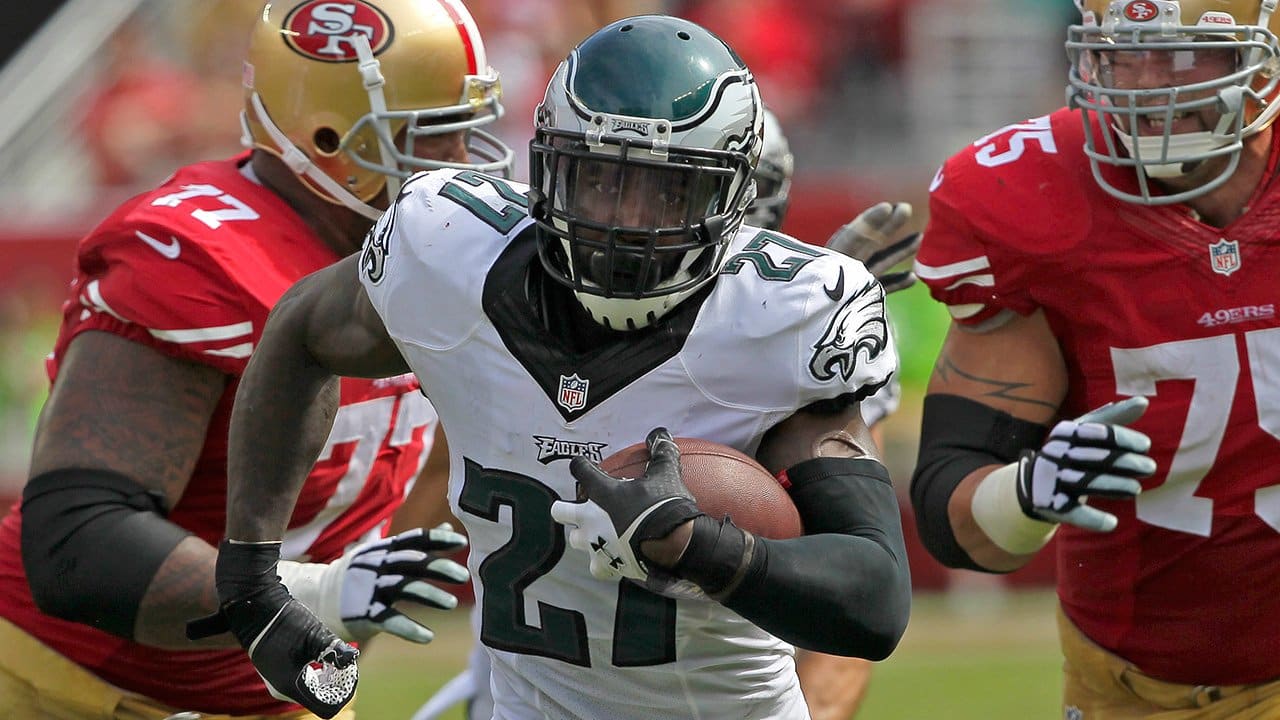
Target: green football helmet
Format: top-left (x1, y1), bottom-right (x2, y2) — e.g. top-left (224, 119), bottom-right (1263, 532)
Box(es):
top-left (529, 15), bottom-right (763, 331)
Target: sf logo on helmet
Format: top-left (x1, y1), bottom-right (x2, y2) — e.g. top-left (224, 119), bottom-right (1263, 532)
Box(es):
top-left (282, 1), bottom-right (392, 62)
top-left (1122, 0), bottom-right (1159, 22)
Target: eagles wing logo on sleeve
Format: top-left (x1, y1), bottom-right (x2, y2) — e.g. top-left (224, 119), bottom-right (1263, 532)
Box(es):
top-left (360, 200), bottom-right (396, 284)
top-left (809, 278), bottom-right (888, 383)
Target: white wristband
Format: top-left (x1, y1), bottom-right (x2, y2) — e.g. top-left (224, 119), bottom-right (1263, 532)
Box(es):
top-left (277, 557), bottom-right (352, 641)
top-left (969, 462), bottom-right (1057, 555)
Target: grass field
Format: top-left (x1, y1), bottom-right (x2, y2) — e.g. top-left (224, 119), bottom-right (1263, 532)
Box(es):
top-left (355, 588), bottom-right (1062, 720)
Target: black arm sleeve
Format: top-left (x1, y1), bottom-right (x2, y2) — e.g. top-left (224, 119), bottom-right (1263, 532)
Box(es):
top-left (678, 457), bottom-right (910, 659)
top-left (910, 394), bottom-right (1049, 571)
top-left (21, 468), bottom-right (193, 639)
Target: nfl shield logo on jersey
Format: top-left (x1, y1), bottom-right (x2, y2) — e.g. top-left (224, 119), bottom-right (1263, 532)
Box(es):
top-left (1209, 238), bottom-right (1240, 276)
top-left (557, 373), bottom-right (589, 412)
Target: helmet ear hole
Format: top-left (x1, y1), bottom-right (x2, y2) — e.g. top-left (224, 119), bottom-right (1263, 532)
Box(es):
top-left (313, 128), bottom-right (341, 156)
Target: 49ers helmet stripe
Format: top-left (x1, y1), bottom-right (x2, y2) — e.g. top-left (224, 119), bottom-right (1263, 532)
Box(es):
top-left (436, 0), bottom-right (482, 75)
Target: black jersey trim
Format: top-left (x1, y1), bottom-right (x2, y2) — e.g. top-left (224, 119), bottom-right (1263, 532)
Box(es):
top-left (482, 227), bottom-right (705, 422)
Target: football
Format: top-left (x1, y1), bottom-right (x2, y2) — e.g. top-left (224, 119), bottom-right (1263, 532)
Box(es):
top-left (599, 437), bottom-right (803, 539)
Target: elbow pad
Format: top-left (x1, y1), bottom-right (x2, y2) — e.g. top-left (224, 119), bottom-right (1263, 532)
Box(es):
top-left (910, 395), bottom-right (1047, 571)
top-left (21, 469), bottom-right (192, 639)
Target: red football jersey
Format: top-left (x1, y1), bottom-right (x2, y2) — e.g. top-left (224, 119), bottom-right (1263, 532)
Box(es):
top-left (0, 154), bottom-right (437, 714)
top-left (918, 108), bottom-right (1280, 685)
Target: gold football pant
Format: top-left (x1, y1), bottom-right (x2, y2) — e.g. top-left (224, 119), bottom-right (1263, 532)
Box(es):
top-left (0, 617), bottom-right (355, 720)
top-left (1059, 606), bottom-right (1280, 719)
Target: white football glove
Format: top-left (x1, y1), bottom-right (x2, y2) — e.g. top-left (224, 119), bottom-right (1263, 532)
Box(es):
top-left (1015, 397), bottom-right (1156, 532)
top-left (825, 201), bottom-right (921, 294)
top-left (280, 524), bottom-right (469, 644)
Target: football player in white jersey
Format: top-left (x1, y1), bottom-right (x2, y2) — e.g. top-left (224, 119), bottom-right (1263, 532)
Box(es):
top-left (211, 15), bottom-right (912, 719)
top-left (409, 105), bottom-right (923, 720)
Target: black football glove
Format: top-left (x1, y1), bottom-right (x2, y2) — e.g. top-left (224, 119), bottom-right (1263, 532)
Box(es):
top-left (550, 427), bottom-right (704, 585)
top-left (1015, 396), bottom-right (1156, 532)
top-left (186, 540), bottom-right (358, 719)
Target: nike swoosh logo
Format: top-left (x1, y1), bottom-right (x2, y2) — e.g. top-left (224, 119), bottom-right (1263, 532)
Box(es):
top-left (824, 266), bottom-right (845, 302)
top-left (135, 230), bottom-right (181, 259)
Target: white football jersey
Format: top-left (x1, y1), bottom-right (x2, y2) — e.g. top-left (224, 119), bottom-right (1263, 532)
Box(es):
top-left (360, 169), bottom-right (897, 720)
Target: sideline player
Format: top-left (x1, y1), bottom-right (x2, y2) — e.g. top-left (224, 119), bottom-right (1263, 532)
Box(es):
top-left (0, 2), bottom-right (509, 718)
top-left (210, 15), bottom-right (911, 719)
top-left (911, 0), bottom-right (1280, 717)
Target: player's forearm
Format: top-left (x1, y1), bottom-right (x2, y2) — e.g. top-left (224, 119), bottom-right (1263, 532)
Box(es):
top-left (946, 467), bottom-right (1043, 572)
top-left (715, 459), bottom-right (910, 659)
top-left (796, 650), bottom-right (872, 720)
top-left (726, 531), bottom-right (909, 658)
top-left (133, 536), bottom-right (235, 648)
top-left (226, 295), bottom-right (342, 541)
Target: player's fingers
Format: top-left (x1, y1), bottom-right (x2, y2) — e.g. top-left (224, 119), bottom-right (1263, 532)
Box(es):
top-left (1075, 395), bottom-right (1149, 427)
top-left (872, 203), bottom-right (913, 241)
top-left (550, 499), bottom-right (585, 528)
top-left (375, 608), bottom-right (436, 644)
top-left (425, 525), bottom-right (468, 549)
top-left (569, 456), bottom-right (619, 497)
top-left (823, 222), bottom-right (868, 258)
top-left (644, 428), bottom-right (680, 477)
top-left (849, 202), bottom-right (894, 241)
top-left (564, 525), bottom-right (593, 555)
top-left (389, 529), bottom-right (467, 555)
top-left (380, 554), bottom-right (469, 584)
top-left (1052, 504), bottom-right (1119, 533)
top-left (1080, 475), bottom-right (1143, 498)
top-left (865, 232), bottom-right (921, 271)
top-left (386, 578), bottom-right (461, 610)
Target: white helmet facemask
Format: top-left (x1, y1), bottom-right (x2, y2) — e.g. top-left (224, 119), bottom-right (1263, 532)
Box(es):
top-left (1067, 0), bottom-right (1280, 204)
top-left (246, 35), bottom-right (513, 221)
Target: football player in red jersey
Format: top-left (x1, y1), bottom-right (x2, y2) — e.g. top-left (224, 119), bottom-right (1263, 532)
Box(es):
top-left (0, 1), bottom-right (511, 719)
top-left (911, 0), bottom-right (1280, 717)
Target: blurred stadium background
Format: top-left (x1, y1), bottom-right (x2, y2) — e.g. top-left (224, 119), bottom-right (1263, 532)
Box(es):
top-left (0, 0), bottom-right (1077, 717)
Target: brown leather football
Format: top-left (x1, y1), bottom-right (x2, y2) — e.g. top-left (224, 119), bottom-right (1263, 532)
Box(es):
top-left (599, 437), bottom-right (803, 539)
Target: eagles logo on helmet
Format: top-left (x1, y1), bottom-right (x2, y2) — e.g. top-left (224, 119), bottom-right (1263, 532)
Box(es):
top-left (528, 15), bottom-right (764, 331)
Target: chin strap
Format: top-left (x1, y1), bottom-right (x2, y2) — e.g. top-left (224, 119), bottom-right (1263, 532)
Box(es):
top-left (247, 93), bottom-right (384, 221)
top-left (353, 33), bottom-right (401, 200)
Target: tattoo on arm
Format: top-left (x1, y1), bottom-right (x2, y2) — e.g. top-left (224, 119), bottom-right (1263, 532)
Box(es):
top-left (135, 537), bottom-right (229, 648)
top-left (935, 353), bottom-right (1058, 413)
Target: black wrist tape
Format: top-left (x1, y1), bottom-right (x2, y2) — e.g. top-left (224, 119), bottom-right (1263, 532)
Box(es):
top-left (188, 539), bottom-right (285, 641)
top-left (673, 515), bottom-right (759, 599)
top-left (214, 539), bottom-right (285, 602)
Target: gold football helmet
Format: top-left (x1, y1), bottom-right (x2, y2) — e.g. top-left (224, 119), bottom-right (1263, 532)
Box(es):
top-left (243, 0), bottom-right (512, 219)
top-left (1068, 0), bottom-right (1280, 204)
